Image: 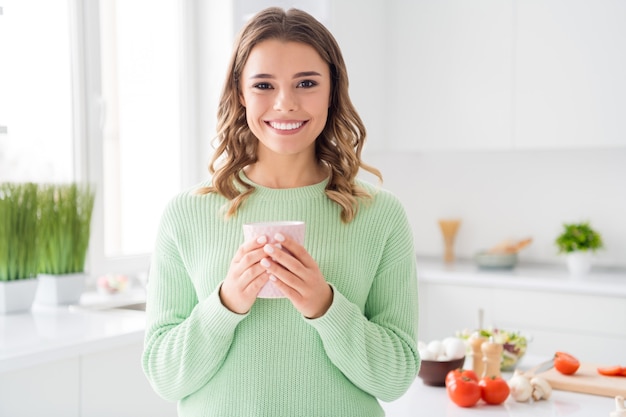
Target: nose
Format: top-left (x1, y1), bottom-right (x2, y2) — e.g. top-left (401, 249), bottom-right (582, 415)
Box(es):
top-left (273, 89), bottom-right (297, 112)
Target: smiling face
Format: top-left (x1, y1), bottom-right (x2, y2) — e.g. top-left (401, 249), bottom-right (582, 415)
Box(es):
top-left (239, 39), bottom-right (331, 162)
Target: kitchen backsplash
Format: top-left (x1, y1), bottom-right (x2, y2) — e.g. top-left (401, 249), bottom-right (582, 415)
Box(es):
top-left (361, 148), bottom-right (626, 268)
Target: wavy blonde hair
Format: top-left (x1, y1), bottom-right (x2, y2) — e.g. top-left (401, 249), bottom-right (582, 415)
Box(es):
top-left (198, 7), bottom-right (381, 223)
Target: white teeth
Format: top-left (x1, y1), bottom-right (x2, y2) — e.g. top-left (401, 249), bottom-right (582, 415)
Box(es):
top-left (269, 121), bottom-right (303, 130)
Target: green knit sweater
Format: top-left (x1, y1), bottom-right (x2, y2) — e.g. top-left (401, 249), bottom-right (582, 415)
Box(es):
top-left (142, 175), bottom-right (420, 417)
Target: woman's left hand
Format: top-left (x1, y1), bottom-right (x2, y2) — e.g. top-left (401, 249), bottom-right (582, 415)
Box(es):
top-left (261, 233), bottom-right (333, 319)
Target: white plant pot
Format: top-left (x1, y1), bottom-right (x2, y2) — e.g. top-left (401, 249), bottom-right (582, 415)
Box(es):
top-left (35, 273), bottom-right (86, 305)
top-left (566, 252), bottom-right (593, 278)
top-left (0, 278), bottom-right (39, 314)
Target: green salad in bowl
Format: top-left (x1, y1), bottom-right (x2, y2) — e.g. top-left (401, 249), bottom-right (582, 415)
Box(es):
top-left (457, 327), bottom-right (529, 371)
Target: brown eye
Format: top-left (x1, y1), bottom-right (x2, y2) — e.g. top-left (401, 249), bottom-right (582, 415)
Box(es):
top-left (254, 82), bottom-right (273, 90)
top-left (297, 80), bottom-right (317, 88)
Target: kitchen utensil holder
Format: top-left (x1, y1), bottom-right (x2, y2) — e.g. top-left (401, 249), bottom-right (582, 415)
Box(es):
top-left (438, 218), bottom-right (461, 263)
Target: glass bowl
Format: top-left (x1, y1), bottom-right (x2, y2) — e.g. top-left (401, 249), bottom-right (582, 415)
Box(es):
top-left (458, 328), bottom-right (530, 371)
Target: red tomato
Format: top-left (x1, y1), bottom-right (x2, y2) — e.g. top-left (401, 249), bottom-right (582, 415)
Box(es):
top-left (446, 373), bottom-right (481, 408)
top-left (445, 368), bottom-right (478, 386)
top-left (554, 352), bottom-right (580, 375)
top-left (597, 366), bottom-right (626, 377)
top-left (479, 376), bottom-right (511, 405)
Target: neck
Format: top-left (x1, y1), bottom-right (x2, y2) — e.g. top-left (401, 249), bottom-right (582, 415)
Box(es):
top-left (244, 159), bottom-right (327, 189)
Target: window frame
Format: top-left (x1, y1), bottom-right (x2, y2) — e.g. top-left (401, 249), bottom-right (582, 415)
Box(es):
top-left (70, 0), bottom-right (203, 278)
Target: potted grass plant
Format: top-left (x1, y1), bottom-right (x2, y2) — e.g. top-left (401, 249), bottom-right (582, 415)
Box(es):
top-left (0, 182), bottom-right (40, 313)
top-left (555, 221), bottom-right (604, 277)
top-left (35, 183), bottom-right (95, 305)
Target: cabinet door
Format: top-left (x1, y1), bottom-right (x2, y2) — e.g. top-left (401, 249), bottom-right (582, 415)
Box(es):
top-left (387, 0), bottom-right (514, 151)
top-left (492, 288), bottom-right (626, 364)
top-left (419, 282), bottom-right (496, 342)
top-left (0, 358), bottom-right (80, 417)
top-left (80, 343), bottom-right (177, 417)
top-left (515, 0), bottom-right (626, 149)
top-left (421, 281), bottom-right (626, 365)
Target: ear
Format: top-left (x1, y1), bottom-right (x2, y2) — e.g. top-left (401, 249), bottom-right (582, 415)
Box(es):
top-left (239, 91), bottom-right (246, 108)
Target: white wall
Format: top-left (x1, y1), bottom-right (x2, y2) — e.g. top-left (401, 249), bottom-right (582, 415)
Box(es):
top-left (363, 148), bottom-right (626, 268)
top-left (328, 0), bottom-right (389, 151)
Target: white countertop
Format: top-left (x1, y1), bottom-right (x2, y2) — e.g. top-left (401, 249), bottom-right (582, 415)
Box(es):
top-left (416, 256), bottom-right (626, 298)
top-left (0, 288), bottom-right (147, 373)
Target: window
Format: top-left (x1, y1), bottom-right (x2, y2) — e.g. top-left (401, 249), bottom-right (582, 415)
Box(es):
top-left (98, 0), bottom-right (181, 258)
top-left (1, 0), bottom-right (200, 278)
top-left (0, 1), bottom-right (74, 183)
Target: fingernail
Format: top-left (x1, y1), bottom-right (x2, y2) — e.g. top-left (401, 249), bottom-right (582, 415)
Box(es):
top-left (263, 244), bottom-right (274, 254)
top-left (269, 274), bottom-right (277, 282)
top-left (274, 232), bottom-right (285, 242)
top-left (260, 258), bottom-right (270, 268)
top-left (275, 243), bottom-right (282, 250)
top-left (256, 236), bottom-right (267, 244)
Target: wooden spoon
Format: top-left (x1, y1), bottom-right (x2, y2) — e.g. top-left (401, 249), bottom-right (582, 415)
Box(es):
top-left (489, 237), bottom-right (533, 254)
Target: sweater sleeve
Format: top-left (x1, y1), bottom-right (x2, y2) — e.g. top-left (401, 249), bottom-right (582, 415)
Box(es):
top-left (305, 201), bottom-right (420, 402)
top-left (141, 201), bottom-right (247, 402)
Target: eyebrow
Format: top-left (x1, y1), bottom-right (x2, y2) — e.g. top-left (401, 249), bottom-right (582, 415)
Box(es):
top-left (248, 71), bottom-right (323, 79)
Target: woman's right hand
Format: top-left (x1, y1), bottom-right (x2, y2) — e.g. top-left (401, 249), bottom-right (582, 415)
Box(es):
top-left (219, 235), bottom-right (270, 314)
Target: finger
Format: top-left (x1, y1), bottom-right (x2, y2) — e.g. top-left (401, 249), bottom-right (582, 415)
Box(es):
top-left (263, 245), bottom-right (313, 289)
top-left (238, 257), bottom-right (270, 286)
top-left (239, 245), bottom-right (270, 268)
top-left (232, 235), bottom-right (267, 263)
top-left (245, 268), bottom-right (270, 295)
top-left (260, 256), bottom-right (304, 296)
top-left (243, 235), bottom-right (269, 253)
top-left (262, 242), bottom-right (301, 270)
top-left (271, 233), bottom-right (315, 267)
top-left (264, 270), bottom-right (302, 302)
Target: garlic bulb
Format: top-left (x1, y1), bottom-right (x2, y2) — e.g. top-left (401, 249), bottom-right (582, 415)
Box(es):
top-left (508, 370), bottom-right (533, 402)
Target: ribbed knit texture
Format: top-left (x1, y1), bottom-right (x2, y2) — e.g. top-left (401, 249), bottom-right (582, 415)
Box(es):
top-left (142, 175), bottom-right (420, 417)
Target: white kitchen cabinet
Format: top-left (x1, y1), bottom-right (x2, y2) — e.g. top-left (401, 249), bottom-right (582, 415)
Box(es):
top-left (386, 0), bottom-right (514, 151)
top-left (0, 342), bottom-right (176, 417)
top-left (367, 1), bottom-right (626, 151)
top-left (515, 0), bottom-right (626, 149)
top-left (80, 342), bottom-right (177, 417)
top-left (419, 273), bottom-right (626, 364)
top-left (0, 358), bottom-right (80, 417)
top-left (0, 299), bottom-right (177, 416)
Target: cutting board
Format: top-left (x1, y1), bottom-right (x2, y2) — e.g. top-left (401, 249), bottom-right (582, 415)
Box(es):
top-left (538, 362), bottom-right (626, 397)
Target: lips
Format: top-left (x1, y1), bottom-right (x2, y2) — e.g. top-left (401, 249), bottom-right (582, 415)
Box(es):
top-left (267, 120), bottom-right (306, 131)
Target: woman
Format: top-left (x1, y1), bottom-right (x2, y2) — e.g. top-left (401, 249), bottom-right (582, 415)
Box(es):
top-left (142, 7), bottom-right (420, 417)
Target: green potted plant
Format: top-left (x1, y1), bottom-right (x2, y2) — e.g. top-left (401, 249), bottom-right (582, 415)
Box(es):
top-left (34, 183), bottom-right (95, 305)
top-left (0, 182), bottom-right (40, 313)
top-left (555, 221), bottom-right (604, 277)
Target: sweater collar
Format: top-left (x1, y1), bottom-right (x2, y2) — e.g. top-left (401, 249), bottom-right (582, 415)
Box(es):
top-left (239, 171), bottom-right (329, 201)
